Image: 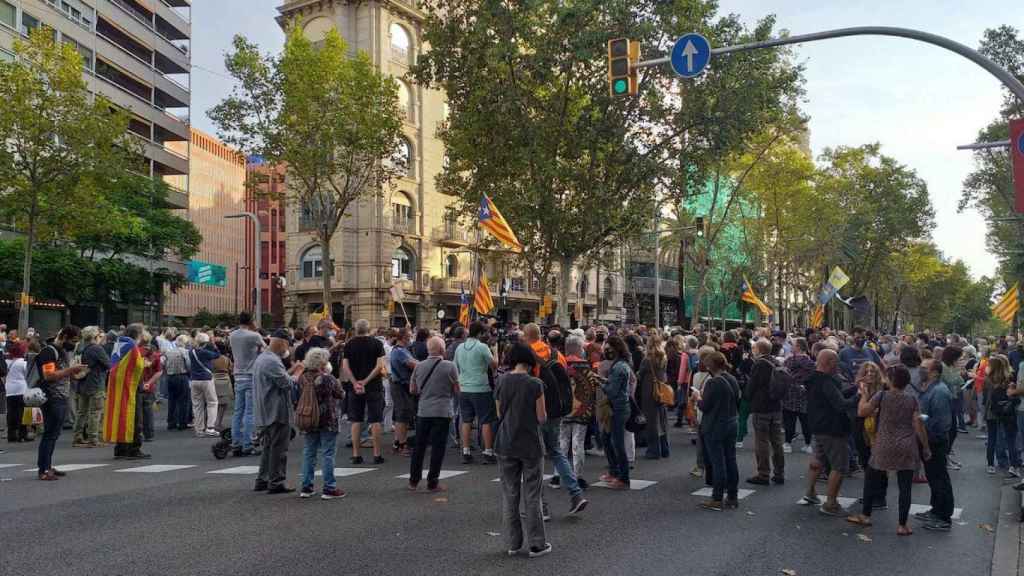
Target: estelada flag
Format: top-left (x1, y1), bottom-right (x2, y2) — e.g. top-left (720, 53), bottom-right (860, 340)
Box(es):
top-left (103, 336), bottom-right (145, 443)
top-left (992, 282), bottom-right (1020, 325)
top-left (459, 283), bottom-right (471, 326)
top-left (810, 304), bottom-right (825, 329)
top-left (740, 276), bottom-right (773, 317)
top-left (475, 275), bottom-right (495, 315)
top-left (478, 195), bottom-right (522, 252)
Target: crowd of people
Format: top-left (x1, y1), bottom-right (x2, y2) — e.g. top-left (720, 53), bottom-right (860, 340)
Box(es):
top-left (3, 314), bottom-right (1024, 555)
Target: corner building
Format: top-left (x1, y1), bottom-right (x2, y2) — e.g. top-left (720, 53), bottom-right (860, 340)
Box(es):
top-left (277, 0), bottom-right (623, 329)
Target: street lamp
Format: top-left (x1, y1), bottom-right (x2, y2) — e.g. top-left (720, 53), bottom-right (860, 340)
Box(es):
top-left (225, 212), bottom-right (262, 327)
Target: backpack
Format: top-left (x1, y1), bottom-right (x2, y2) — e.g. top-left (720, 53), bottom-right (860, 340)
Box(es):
top-left (769, 363), bottom-right (793, 402)
top-left (25, 348), bottom-right (53, 390)
top-left (537, 346), bottom-right (572, 419)
top-left (295, 374), bottom-right (321, 432)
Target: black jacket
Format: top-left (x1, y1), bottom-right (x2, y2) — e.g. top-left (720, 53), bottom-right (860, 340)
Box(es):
top-left (806, 371), bottom-right (859, 437)
top-left (745, 357), bottom-right (781, 414)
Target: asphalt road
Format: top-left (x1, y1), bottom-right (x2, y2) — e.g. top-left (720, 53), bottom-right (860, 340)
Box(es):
top-left (0, 422), bottom-right (1007, 576)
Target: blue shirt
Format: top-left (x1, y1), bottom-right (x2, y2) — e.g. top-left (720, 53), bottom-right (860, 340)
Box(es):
top-left (187, 345), bottom-right (221, 381)
top-left (917, 379), bottom-right (952, 441)
top-left (389, 345), bottom-right (415, 385)
top-left (838, 346), bottom-right (882, 381)
top-left (603, 360), bottom-right (632, 412)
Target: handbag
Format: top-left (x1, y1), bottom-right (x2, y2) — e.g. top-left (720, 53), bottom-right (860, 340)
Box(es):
top-left (625, 396), bottom-right (647, 433)
top-left (23, 387), bottom-right (47, 407)
top-left (656, 379), bottom-right (675, 407)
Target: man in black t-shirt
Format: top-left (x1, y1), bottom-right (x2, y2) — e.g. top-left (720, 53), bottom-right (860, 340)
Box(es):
top-left (342, 319), bottom-right (387, 465)
top-left (35, 326), bottom-right (87, 480)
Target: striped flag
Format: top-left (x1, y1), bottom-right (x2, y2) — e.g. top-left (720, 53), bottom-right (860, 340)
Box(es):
top-left (478, 195), bottom-right (522, 252)
top-left (103, 337), bottom-right (145, 444)
top-left (993, 282), bottom-right (1020, 325)
top-left (740, 276), bottom-right (773, 317)
top-left (459, 283), bottom-right (470, 326)
top-left (810, 304), bottom-right (825, 329)
top-left (474, 275), bottom-right (495, 315)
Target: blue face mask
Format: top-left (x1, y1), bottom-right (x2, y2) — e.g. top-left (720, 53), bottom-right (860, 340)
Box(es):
top-left (328, 331), bottom-right (337, 339)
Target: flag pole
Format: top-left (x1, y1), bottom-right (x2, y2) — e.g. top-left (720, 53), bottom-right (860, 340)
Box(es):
top-left (473, 199), bottom-right (481, 324)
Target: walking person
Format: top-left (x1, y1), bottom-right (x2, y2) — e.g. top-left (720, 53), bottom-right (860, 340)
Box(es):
top-left (230, 313), bottom-right (264, 456)
top-left (6, 342), bottom-right (30, 443)
top-left (388, 327), bottom-right (418, 456)
top-left (72, 327), bottom-right (110, 448)
top-left (188, 332), bottom-right (222, 437)
top-left (35, 326), bottom-right (87, 480)
top-left (637, 331), bottom-right (670, 460)
top-left (408, 336), bottom-right (460, 492)
top-left (253, 329), bottom-right (305, 494)
top-left (746, 338), bottom-right (785, 485)
top-left (915, 359), bottom-right (956, 531)
top-left (298, 347), bottom-right (346, 500)
top-left (494, 343), bottom-right (551, 558)
top-left (693, 351), bottom-right (741, 511)
top-left (847, 365), bottom-right (930, 535)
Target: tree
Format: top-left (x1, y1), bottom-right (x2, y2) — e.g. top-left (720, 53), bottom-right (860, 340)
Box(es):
top-left (210, 27), bottom-right (403, 320)
top-left (412, 0), bottom-right (671, 325)
top-left (0, 31), bottom-right (135, 329)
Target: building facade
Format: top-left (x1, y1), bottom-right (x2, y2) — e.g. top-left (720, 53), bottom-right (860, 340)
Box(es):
top-left (163, 128), bottom-right (245, 321)
top-left (0, 0), bottom-right (192, 209)
top-left (277, 0), bottom-right (622, 330)
top-left (245, 159), bottom-right (287, 327)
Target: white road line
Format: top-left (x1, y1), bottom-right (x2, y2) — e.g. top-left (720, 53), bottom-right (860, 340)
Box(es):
top-left (22, 464), bottom-right (109, 473)
top-left (692, 487), bottom-right (755, 499)
top-left (208, 466), bottom-right (260, 475)
top-left (594, 479), bottom-right (658, 490)
top-left (316, 468), bottom-right (378, 477)
top-left (491, 474), bottom-right (555, 483)
top-left (396, 470), bottom-right (467, 480)
top-left (116, 465), bottom-right (197, 473)
top-left (0, 463), bottom-right (22, 469)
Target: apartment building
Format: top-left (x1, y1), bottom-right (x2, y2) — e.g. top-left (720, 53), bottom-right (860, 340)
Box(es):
top-left (245, 158), bottom-right (288, 327)
top-left (0, 0), bottom-right (191, 208)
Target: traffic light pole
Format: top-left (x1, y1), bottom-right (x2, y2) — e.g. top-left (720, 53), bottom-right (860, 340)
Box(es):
top-left (635, 26), bottom-right (1024, 103)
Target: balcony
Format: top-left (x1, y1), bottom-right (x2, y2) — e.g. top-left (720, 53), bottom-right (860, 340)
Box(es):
top-left (89, 72), bottom-right (188, 143)
top-left (95, 32), bottom-right (188, 107)
top-left (431, 225), bottom-right (470, 247)
top-left (387, 216), bottom-right (417, 236)
top-left (431, 276), bottom-right (471, 294)
top-left (98, 0), bottom-right (189, 71)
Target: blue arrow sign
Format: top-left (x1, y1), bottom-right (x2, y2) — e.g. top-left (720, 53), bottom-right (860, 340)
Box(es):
top-left (671, 33), bottom-right (711, 78)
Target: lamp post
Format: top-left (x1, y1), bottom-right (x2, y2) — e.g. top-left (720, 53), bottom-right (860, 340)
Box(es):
top-left (226, 212), bottom-right (262, 327)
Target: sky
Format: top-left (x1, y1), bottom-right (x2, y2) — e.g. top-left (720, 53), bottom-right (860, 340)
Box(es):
top-left (187, 1), bottom-right (1022, 279)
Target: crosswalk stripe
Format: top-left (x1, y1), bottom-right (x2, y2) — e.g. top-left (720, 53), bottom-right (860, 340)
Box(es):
top-left (692, 487), bottom-right (755, 499)
top-left (316, 468), bottom-right (377, 478)
top-left (593, 479), bottom-right (658, 490)
top-left (0, 463), bottom-right (22, 469)
top-left (396, 470), bottom-right (467, 480)
top-left (21, 464), bottom-right (109, 473)
top-left (208, 466), bottom-right (260, 475)
top-left (491, 474), bottom-right (555, 483)
top-left (116, 465), bottom-right (197, 473)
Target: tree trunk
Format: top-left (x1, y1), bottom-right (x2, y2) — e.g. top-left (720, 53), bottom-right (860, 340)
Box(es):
top-left (320, 236), bottom-right (332, 325)
top-left (18, 207), bottom-right (37, 331)
top-left (557, 256), bottom-right (572, 327)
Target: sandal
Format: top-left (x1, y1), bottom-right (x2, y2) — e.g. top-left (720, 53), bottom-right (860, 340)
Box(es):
top-left (846, 514), bottom-right (872, 526)
top-left (897, 525), bottom-right (913, 536)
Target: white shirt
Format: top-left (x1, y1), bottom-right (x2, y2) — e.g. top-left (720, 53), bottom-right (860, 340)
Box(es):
top-left (6, 358), bottom-right (27, 396)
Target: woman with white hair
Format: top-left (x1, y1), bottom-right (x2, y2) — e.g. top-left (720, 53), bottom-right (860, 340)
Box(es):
top-left (298, 347), bottom-right (346, 500)
top-left (188, 332), bottom-right (223, 437)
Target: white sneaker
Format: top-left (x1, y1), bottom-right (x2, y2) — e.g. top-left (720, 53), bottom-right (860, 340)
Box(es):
top-left (735, 441), bottom-right (743, 449)
top-left (1008, 466), bottom-right (1021, 479)
top-left (783, 443), bottom-right (793, 454)
top-left (987, 466), bottom-right (996, 474)
top-left (801, 445), bottom-right (814, 455)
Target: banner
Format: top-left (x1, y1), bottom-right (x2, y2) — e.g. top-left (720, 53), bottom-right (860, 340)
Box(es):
top-left (187, 260), bottom-right (227, 287)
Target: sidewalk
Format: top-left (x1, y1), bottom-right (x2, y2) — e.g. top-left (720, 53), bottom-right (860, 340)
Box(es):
top-left (993, 486), bottom-right (1023, 576)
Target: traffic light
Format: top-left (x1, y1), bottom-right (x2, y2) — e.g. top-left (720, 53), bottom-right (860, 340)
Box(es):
top-left (695, 216), bottom-right (705, 238)
top-left (607, 38), bottom-right (639, 97)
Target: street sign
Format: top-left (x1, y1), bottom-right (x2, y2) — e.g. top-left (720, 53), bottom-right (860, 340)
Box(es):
top-left (670, 33), bottom-right (711, 78)
top-left (1012, 118), bottom-right (1024, 213)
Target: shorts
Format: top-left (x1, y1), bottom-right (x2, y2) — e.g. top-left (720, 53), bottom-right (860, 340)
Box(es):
top-left (390, 381), bottom-right (415, 425)
top-left (814, 435), bottom-right (850, 474)
top-left (345, 381), bottom-right (384, 424)
top-left (459, 391), bottom-right (496, 426)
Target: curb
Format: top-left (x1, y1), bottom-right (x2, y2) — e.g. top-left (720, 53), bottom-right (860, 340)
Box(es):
top-left (993, 485), bottom-right (1022, 576)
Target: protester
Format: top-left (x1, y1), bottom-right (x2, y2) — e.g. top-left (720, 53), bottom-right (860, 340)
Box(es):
top-left (838, 326), bottom-right (883, 382)
top-left (803, 349), bottom-right (860, 515)
top-left (746, 338), bottom-right (785, 485)
top-left (163, 334), bottom-right (191, 431)
top-left (72, 326), bottom-right (110, 448)
top-left (5, 342), bottom-right (29, 443)
top-left (916, 359), bottom-right (955, 531)
top-left (782, 337), bottom-right (815, 455)
top-left (106, 324), bottom-right (151, 461)
top-left (298, 347), bottom-right (346, 500)
top-left (388, 327), bottom-right (418, 456)
top-left (34, 326), bottom-right (86, 480)
top-left (637, 330), bottom-right (670, 460)
top-left (598, 335), bottom-right (633, 489)
top-left (983, 354), bottom-right (1020, 477)
top-left (342, 319), bottom-right (387, 465)
top-left (562, 335), bottom-right (599, 489)
top-left (494, 342), bottom-right (551, 558)
top-left (408, 336), bottom-right (460, 492)
top-left (694, 350), bottom-right (741, 511)
top-left (188, 332), bottom-right (222, 437)
top-left (847, 364), bottom-right (929, 535)
top-left (229, 312), bottom-right (264, 457)
top-left (253, 329), bottom-right (305, 494)
top-left (454, 321), bottom-right (498, 464)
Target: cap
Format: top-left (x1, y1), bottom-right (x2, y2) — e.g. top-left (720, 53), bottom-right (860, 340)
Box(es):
top-left (270, 328), bottom-right (292, 344)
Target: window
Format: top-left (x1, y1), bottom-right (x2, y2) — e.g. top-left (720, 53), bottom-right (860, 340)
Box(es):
top-left (388, 139), bottom-right (411, 176)
top-left (63, 36), bottom-right (93, 70)
top-left (389, 23), bottom-right (410, 63)
top-left (301, 246), bottom-right (323, 279)
top-left (397, 81), bottom-right (413, 122)
top-left (0, 48), bottom-right (13, 63)
top-left (392, 192), bottom-right (412, 233)
top-left (21, 12), bottom-right (40, 35)
top-left (261, 241), bottom-right (269, 271)
top-left (445, 255), bottom-right (459, 278)
top-left (391, 247), bottom-right (413, 280)
top-left (0, 1), bottom-right (15, 29)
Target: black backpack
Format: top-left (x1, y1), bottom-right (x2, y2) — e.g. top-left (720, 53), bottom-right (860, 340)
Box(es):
top-left (769, 363), bottom-right (793, 402)
top-left (537, 346), bottom-right (572, 419)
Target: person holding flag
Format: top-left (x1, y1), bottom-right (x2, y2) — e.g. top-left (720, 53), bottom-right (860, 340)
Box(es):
top-left (104, 324), bottom-right (150, 460)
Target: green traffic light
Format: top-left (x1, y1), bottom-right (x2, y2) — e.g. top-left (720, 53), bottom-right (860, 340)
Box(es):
top-left (613, 78), bottom-right (628, 94)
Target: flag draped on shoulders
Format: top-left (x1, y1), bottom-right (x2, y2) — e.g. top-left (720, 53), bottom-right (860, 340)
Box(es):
top-left (103, 337), bottom-right (144, 444)
top-left (478, 195), bottom-right (522, 252)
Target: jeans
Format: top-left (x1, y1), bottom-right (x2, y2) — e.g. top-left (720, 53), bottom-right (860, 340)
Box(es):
top-left (986, 419), bottom-right (1020, 467)
top-left (73, 390), bottom-right (105, 444)
top-left (540, 417), bottom-right (581, 498)
top-left (752, 411), bottom-right (785, 479)
top-left (783, 410), bottom-right (810, 445)
top-left (189, 380), bottom-right (218, 433)
top-left (602, 409), bottom-right (629, 483)
top-left (231, 375), bottom-right (254, 450)
top-left (862, 467), bottom-right (913, 524)
top-left (499, 455), bottom-right (546, 552)
top-left (410, 416), bottom-right (450, 488)
top-left (257, 422), bottom-right (290, 489)
top-left (559, 421), bottom-right (587, 478)
top-left (141, 392), bottom-right (155, 440)
top-left (301, 430), bottom-right (338, 490)
top-left (38, 398), bottom-right (68, 474)
top-left (166, 374), bottom-right (190, 429)
top-left (703, 418), bottom-right (739, 501)
top-left (923, 436), bottom-right (954, 522)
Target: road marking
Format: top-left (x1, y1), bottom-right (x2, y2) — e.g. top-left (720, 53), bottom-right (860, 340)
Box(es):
top-left (909, 503), bottom-right (963, 520)
top-left (22, 464), bottom-right (109, 473)
top-left (796, 496), bottom-right (858, 508)
top-left (491, 474), bottom-right (555, 483)
top-left (208, 466), bottom-right (260, 475)
top-left (692, 487), bottom-right (755, 499)
top-left (396, 470), bottom-right (467, 480)
top-left (594, 479), bottom-right (658, 490)
top-left (316, 468), bottom-right (378, 477)
top-left (793, 498), bottom-right (963, 520)
top-left (0, 464), bottom-right (22, 469)
top-left (116, 465), bottom-right (197, 473)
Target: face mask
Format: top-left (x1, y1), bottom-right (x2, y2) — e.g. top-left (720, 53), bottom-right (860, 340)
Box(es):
top-left (328, 331), bottom-right (337, 339)
top-left (325, 362), bottom-right (333, 374)
top-left (281, 348), bottom-right (290, 359)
